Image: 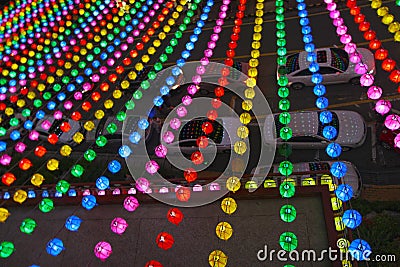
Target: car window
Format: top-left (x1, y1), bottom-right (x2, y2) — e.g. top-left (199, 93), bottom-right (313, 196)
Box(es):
top-left (330, 48), bottom-right (349, 72)
top-left (293, 69), bottom-right (313, 76)
top-left (289, 136), bottom-right (322, 142)
top-left (316, 50), bottom-right (328, 63)
top-left (319, 67), bottom-right (338, 74)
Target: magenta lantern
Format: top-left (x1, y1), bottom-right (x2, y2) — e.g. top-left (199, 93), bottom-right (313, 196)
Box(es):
top-left (196, 65), bottom-right (206, 75)
top-left (94, 241), bottom-right (112, 261)
top-left (0, 154), bottom-right (12, 166)
top-left (182, 95), bottom-right (192, 106)
top-left (192, 75), bottom-right (202, 85)
top-left (340, 34), bottom-right (352, 44)
top-left (64, 101), bottom-right (73, 110)
top-left (367, 86), bottom-right (382, 99)
top-left (354, 63), bottom-right (368, 74)
top-left (29, 130), bottom-right (39, 141)
top-left (123, 196), bottom-right (139, 212)
top-left (15, 142), bottom-right (27, 153)
top-left (375, 100), bottom-right (392, 115)
top-left (41, 120), bottom-right (52, 130)
top-left (136, 178), bottom-right (150, 193)
top-left (53, 110), bottom-right (63, 120)
top-left (326, 2), bottom-right (337, 11)
top-left (336, 25), bottom-right (347, 35)
top-left (329, 10), bottom-right (340, 19)
top-left (384, 114), bottom-right (400, 130)
top-left (394, 133), bottom-right (400, 149)
top-left (74, 92), bottom-right (82, 101)
top-left (110, 217), bottom-right (128, 235)
top-left (360, 74), bottom-right (374, 86)
top-left (349, 52), bottom-right (362, 64)
top-left (155, 144), bottom-right (167, 158)
top-left (162, 131), bottom-right (175, 144)
top-left (169, 118), bottom-right (181, 130)
top-left (187, 84), bottom-right (198, 95)
top-left (176, 106), bottom-right (187, 118)
top-left (145, 160), bottom-right (159, 175)
top-left (344, 42), bottom-right (357, 54)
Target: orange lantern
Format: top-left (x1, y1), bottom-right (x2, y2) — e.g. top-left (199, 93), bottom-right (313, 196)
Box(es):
top-left (358, 21), bottom-right (370, 31)
top-left (184, 168), bottom-right (197, 183)
top-left (108, 74), bottom-right (118, 83)
top-left (100, 82), bottom-right (109, 92)
top-left (364, 30), bottom-right (376, 40)
top-left (389, 70), bottom-right (400, 83)
top-left (382, 59), bottom-right (396, 72)
top-left (2, 172), bottom-right (16, 186)
top-left (116, 66), bottom-right (124, 74)
top-left (191, 151), bottom-right (204, 165)
top-left (375, 48), bottom-right (388, 60)
top-left (19, 158), bottom-right (32, 170)
top-left (60, 122), bottom-right (71, 132)
top-left (350, 6), bottom-right (360, 16)
top-left (176, 187), bottom-right (191, 202)
top-left (81, 101), bottom-right (92, 112)
top-left (369, 39), bottom-right (381, 50)
top-left (91, 92), bottom-right (101, 102)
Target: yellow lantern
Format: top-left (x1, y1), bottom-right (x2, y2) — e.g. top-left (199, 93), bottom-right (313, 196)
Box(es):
top-left (0, 208), bottom-right (10, 223)
top-left (5, 107), bottom-right (14, 116)
top-left (208, 250), bottom-right (228, 267)
top-left (388, 22), bottom-right (400, 33)
top-left (335, 216), bottom-right (346, 231)
top-left (84, 121), bottom-right (95, 131)
top-left (244, 88), bottom-right (256, 99)
top-left (370, 0), bottom-right (382, 9)
top-left (153, 40), bottom-right (161, 47)
top-left (245, 77), bottom-right (256, 87)
top-left (395, 31), bottom-right (400, 42)
top-left (128, 71), bottom-right (137, 80)
top-left (376, 6), bottom-right (389, 17)
top-left (239, 113), bottom-right (252, 124)
top-left (148, 47), bottom-right (156, 55)
top-left (142, 55), bottom-right (150, 64)
top-left (73, 132), bottom-right (84, 144)
top-left (113, 89), bottom-right (122, 99)
top-left (382, 14), bottom-right (394, 25)
top-left (247, 67), bottom-right (258, 78)
top-left (72, 55), bottom-right (80, 62)
top-left (60, 145), bottom-right (72, 156)
top-left (242, 100), bottom-right (253, 111)
top-left (302, 177), bottom-right (316, 186)
top-left (13, 190), bottom-right (28, 204)
top-left (215, 222), bottom-right (233, 241)
top-left (158, 32), bottom-right (166, 40)
top-left (249, 58), bottom-right (259, 68)
top-left (65, 62), bottom-right (72, 69)
top-left (27, 91), bottom-right (36, 100)
top-left (135, 62), bottom-right (144, 72)
top-left (16, 99), bottom-right (25, 108)
top-left (264, 179), bottom-right (277, 188)
top-left (221, 197), bottom-right (237, 215)
top-left (234, 140), bottom-right (247, 155)
top-left (95, 110), bottom-right (105, 119)
top-left (121, 80), bottom-right (130, 89)
top-left (226, 176), bottom-right (241, 192)
top-left (56, 69), bottom-right (64, 77)
top-left (237, 126), bottom-right (249, 139)
top-left (47, 76), bottom-right (55, 84)
top-left (331, 197), bottom-right (342, 211)
top-left (251, 49), bottom-right (260, 58)
top-left (47, 159), bottom-right (59, 171)
top-left (104, 99), bottom-right (114, 109)
top-left (31, 173), bottom-right (45, 187)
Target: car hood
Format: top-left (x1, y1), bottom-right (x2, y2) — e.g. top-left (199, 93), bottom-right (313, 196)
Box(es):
top-left (335, 111), bottom-right (366, 146)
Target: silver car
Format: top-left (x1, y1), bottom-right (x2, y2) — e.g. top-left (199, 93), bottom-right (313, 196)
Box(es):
top-left (264, 110), bottom-right (367, 150)
top-left (277, 47), bottom-right (376, 90)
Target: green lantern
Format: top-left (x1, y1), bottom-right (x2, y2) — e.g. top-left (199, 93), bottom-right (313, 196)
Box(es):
top-left (96, 136), bottom-right (108, 147)
top-left (0, 127), bottom-right (6, 136)
top-left (140, 80), bottom-right (150, 90)
top-left (279, 232), bottom-right (298, 251)
top-left (277, 47), bottom-right (287, 56)
top-left (9, 118), bottom-right (19, 127)
top-left (106, 123), bottom-right (118, 134)
top-left (22, 108), bottom-right (31, 117)
top-left (125, 100), bottom-right (135, 110)
top-left (280, 205), bottom-right (297, 223)
top-left (116, 111), bottom-right (126, 122)
top-left (278, 87), bottom-right (289, 98)
top-left (39, 198), bottom-right (54, 213)
top-left (278, 76), bottom-right (289, 86)
top-left (279, 161), bottom-right (293, 176)
top-left (84, 149), bottom-right (97, 162)
top-left (279, 112), bottom-right (291, 124)
top-left (280, 127), bottom-right (292, 140)
top-left (56, 180), bottom-right (70, 194)
top-left (133, 90), bottom-right (143, 100)
top-left (278, 99), bottom-right (290, 111)
top-left (71, 164), bottom-right (84, 178)
top-left (279, 182), bottom-right (295, 198)
top-left (147, 71), bottom-right (157, 80)
top-left (0, 241), bottom-right (14, 258)
top-left (20, 218), bottom-right (37, 234)
top-left (154, 62), bottom-right (163, 71)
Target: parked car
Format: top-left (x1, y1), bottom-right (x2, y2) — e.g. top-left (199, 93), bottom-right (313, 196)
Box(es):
top-left (164, 117), bottom-right (242, 154)
top-left (379, 127), bottom-right (400, 154)
top-left (263, 110), bottom-right (367, 150)
top-left (277, 47), bottom-right (376, 90)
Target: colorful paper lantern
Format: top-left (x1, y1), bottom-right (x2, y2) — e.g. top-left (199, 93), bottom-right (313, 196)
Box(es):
top-left (184, 168), bottom-right (198, 183)
top-left (123, 196), bottom-right (139, 212)
top-left (31, 173), bottom-right (45, 187)
top-left (110, 217), bottom-right (128, 235)
top-left (145, 160), bottom-right (159, 175)
top-left (280, 204), bottom-right (297, 223)
top-left (135, 178), bottom-right (150, 193)
top-left (0, 241), bottom-right (15, 258)
top-left (375, 100), bottom-right (392, 115)
top-left (20, 218), bottom-right (37, 234)
top-left (221, 197), bottom-right (237, 215)
top-left (46, 238), bottom-right (64, 256)
top-left (176, 187), bottom-right (191, 202)
top-left (342, 209), bottom-right (362, 229)
top-left (2, 172), bottom-right (16, 186)
top-left (367, 85), bottom-right (382, 99)
top-left (65, 215), bottom-right (82, 232)
top-left (226, 176), bottom-right (241, 192)
top-left (0, 155), bottom-right (12, 166)
top-left (167, 208), bottom-right (184, 225)
top-left (82, 195), bottom-right (97, 210)
top-left (348, 239), bottom-right (372, 261)
top-left (208, 250), bottom-right (228, 267)
top-left (13, 190), bottom-right (28, 204)
top-left (94, 241), bottom-right (112, 261)
top-left (335, 184), bottom-right (354, 202)
top-left (156, 232), bottom-right (174, 250)
top-left (326, 143), bottom-right (342, 157)
top-left (39, 198), bottom-right (54, 213)
top-left (279, 182), bottom-right (295, 198)
top-left (330, 161), bottom-right (347, 178)
top-left (279, 232), bottom-right (298, 251)
top-left (56, 180), bottom-right (70, 194)
top-left (215, 222), bottom-right (233, 241)
top-left (108, 160), bottom-right (121, 174)
top-left (384, 114), bottom-right (400, 130)
top-left (96, 176), bottom-right (110, 190)
top-left (47, 159), bottom-right (59, 171)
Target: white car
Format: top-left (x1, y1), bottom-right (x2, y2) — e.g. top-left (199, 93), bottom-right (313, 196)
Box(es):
top-left (164, 117), bottom-right (242, 154)
top-left (277, 47), bottom-right (376, 90)
top-left (264, 110), bottom-right (367, 150)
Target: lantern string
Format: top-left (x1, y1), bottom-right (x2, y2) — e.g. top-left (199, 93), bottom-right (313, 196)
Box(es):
top-left (369, 0), bottom-right (400, 41)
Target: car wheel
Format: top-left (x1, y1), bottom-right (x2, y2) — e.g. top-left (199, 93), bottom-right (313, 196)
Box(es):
top-left (290, 83), bottom-right (305, 90)
top-left (349, 77), bottom-right (360, 85)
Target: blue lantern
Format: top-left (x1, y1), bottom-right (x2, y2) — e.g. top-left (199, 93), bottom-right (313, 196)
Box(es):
top-left (302, 34), bottom-right (312, 43)
top-left (138, 119), bottom-right (149, 130)
top-left (342, 209), bottom-right (362, 229)
top-left (326, 143), bottom-right (342, 158)
top-left (335, 184), bottom-right (353, 202)
top-left (166, 76), bottom-right (175, 86)
top-left (316, 96), bottom-right (328, 109)
top-left (313, 84), bottom-right (326, 96)
top-left (307, 52), bottom-right (316, 62)
top-left (82, 195), bottom-right (97, 210)
top-left (42, 190), bottom-right (49, 198)
top-left (323, 126), bottom-right (337, 140)
top-left (27, 190), bottom-right (36, 198)
top-left (153, 96), bottom-right (164, 107)
top-left (46, 238), bottom-right (65, 256)
top-left (0, 141), bottom-right (6, 152)
top-left (96, 176), bottom-right (110, 190)
top-left (118, 145), bottom-right (132, 158)
top-left (65, 215), bottom-right (82, 232)
top-left (160, 86), bottom-right (170, 96)
top-left (319, 110), bottom-right (332, 124)
top-left (300, 17), bottom-right (309, 26)
top-left (308, 62), bottom-right (319, 73)
top-left (330, 161), bottom-right (347, 178)
top-left (348, 239), bottom-right (372, 261)
top-left (24, 120), bottom-right (33, 130)
top-left (312, 74), bottom-right (323, 85)
top-left (10, 130), bottom-right (21, 141)
top-left (129, 132), bottom-right (141, 144)
top-left (298, 10), bottom-right (308, 18)
top-left (108, 160), bottom-right (121, 174)
top-left (298, 3), bottom-right (306, 11)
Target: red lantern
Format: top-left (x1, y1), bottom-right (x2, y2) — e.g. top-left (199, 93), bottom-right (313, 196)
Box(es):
top-left (48, 134), bottom-right (59, 145)
top-left (91, 92), bottom-right (101, 102)
top-left (215, 86), bottom-right (225, 97)
top-left (354, 13), bottom-right (365, 24)
top-left (156, 232), bottom-right (174, 250)
top-left (349, 6), bottom-right (360, 16)
top-left (346, 0), bottom-right (357, 8)
top-left (19, 158), bottom-right (32, 170)
top-left (191, 151), bottom-right (204, 165)
top-left (34, 146), bottom-right (47, 157)
top-left (358, 21), bottom-right (370, 31)
top-left (369, 39), bottom-right (381, 50)
top-left (196, 136), bottom-right (209, 149)
top-left (100, 82), bottom-right (109, 92)
top-left (167, 208), bottom-right (184, 225)
top-left (145, 260), bottom-right (163, 267)
top-left (176, 187), bottom-right (191, 202)
top-left (2, 172), bottom-right (16, 186)
top-left (108, 74), bottom-right (118, 83)
top-left (130, 49), bottom-right (138, 58)
top-left (184, 168), bottom-right (198, 183)
top-left (389, 70), bottom-right (400, 83)
top-left (202, 121), bottom-right (214, 134)
top-left (122, 57), bottom-right (131, 66)
top-left (82, 101), bottom-right (92, 112)
top-left (207, 109), bottom-right (218, 121)
top-left (224, 58), bottom-right (233, 66)
top-left (136, 42), bottom-right (144, 51)
top-left (374, 48), bottom-right (388, 61)
top-left (71, 111), bottom-right (82, 121)
top-left (382, 59), bottom-right (396, 72)
top-left (211, 98), bottom-right (222, 109)
top-left (364, 30), bottom-right (376, 41)
top-left (228, 41), bottom-right (237, 50)
top-left (116, 66), bottom-right (124, 74)
top-left (218, 77), bottom-right (229, 86)
top-left (60, 122), bottom-right (71, 132)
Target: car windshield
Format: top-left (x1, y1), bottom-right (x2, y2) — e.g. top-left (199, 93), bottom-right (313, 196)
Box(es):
top-left (330, 48), bottom-right (349, 72)
top-left (285, 53), bottom-right (300, 74)
top-left (317, 111), bottom-right (339, 140)
top-left (179, 118), bottom-right (224, 144)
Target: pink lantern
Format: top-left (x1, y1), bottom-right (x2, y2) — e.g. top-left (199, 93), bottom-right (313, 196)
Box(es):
top-left (29, 130), bottom-right (39, 141)
top-left (182, 95), bottom-right (192, 106)
top-left (110, 217), bottom-right (128, 235)
top-left (375, 100), bottom-right (392, 115)
top-left (354, 63), bottom-right (368, 74)
top-left (340, 34), bottom-right (352, 44)
top-left (384, 114), bottom-right (400, 130)
top-left (15, 142), bottom-right (27, 153)
top-left (41, 120), bottom-right (52, 130)
top-left (394, 133), bottom-right (400, 149)
top-left (329, 10), bottom-right (340, 19)
top-left (200, 57), bottom-right (209, 65)
top-left (326, 2), bottom-right (337, 11)
top-left (196, 65), bottom-right (206, 75)
top-left (187, 84), bottom-right (198, 95)
top-left (123, 196), bottom-right (139, 212)
top-left (155, 145), bottom-right (167, 158)
top-left (53, 110), bottom-right (63, 120)
top-left (344, 43), bottom-right (357, 54)
top-left (349, 52), bottom-right (362, 64)
top-left (176, 106), bottom-right (187, 118)
top-left (136, 178), bottom-right (150, 193)
top-left (169, 118), bottom-right (181, 130)
top-left (162, 131), bottom-right (175, 144)
top-left (0, 154), bottom-right (12, 166)
top-left (145, 160), bottom-right (159, 175)
top-left (367, 86), bottom-right (382, 99)
top-left (74, 92), bottom-right (82, 101)
top-left (94, 241), bottom-right (112, 261)
top-left (336, 25), bottom-right (347, 35)
top-left (360, 74), bottom-right (374, 87)
top-left (64, 101), bottom-right (73, 110)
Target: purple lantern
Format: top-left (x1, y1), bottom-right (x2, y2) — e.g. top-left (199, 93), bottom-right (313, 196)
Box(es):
top-left (123, 196), bottom-right (139, 212)
top-left (349, 52), bottom-right (361, 63)
top-left (110, 217), bottom-right (128, 235)
top-left (360, 74), bottom-right (374, 87)
top-left (94, 241), bottom-right (112, 261)
top-left (336, 25), bottom-right (347, 35)
top-left (145, 160), bottom-right (159, 175)
top-left (384, 114), bottom-right (400, 130)
top-left (375, 100), bottom-right (392, 115)
top-left (333, 17), bottom-right (344, 27)
top-left (327, 2), bottom-right (337, 11)
top-left (339, 34), bottom-right (352, 44)
top-left (367, 86), bottom-right (382, 100)
top-left (136, 177), bottom-right (150, 193)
